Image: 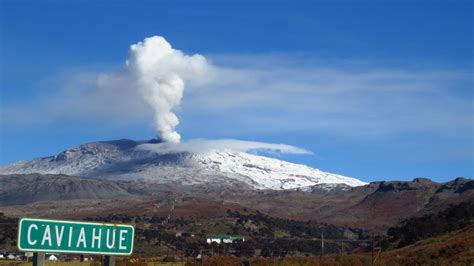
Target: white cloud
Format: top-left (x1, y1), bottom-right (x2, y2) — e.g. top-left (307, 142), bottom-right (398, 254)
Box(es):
top-left (181, 56), bottom-right (472, 138)
top-left (2, 47), bottom-right (472, 141)
top-left (136, 138), bottom-right (312, 155)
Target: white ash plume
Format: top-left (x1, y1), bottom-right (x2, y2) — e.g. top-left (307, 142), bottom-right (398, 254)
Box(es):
top-left (126, 36), bottom-right (211, 143)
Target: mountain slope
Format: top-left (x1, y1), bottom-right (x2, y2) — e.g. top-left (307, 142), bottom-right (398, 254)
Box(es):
top-left (378, 225), bottom-right (474, 265)
top-left (0, 173), bottom-right (134, 206)
top-left (0, 173), bottom-right (471, 231)
top-left (0, 139), bottom-right (366, 190)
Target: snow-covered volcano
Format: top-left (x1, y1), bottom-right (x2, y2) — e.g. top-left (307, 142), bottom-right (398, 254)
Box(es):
top-left (0, 139), bottom-right (367, 190)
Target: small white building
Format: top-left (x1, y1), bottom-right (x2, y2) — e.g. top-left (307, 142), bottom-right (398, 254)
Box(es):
top-left (47, 254), bottom-right (58, 261)
top-left (7, 254), bottom-right (15, 260)
top-left (206, 235), bottom-right (245, 244)
top-left (0, 254), bottom-right (5, 259)
top-left (25, 252), bottom-right (34, 258)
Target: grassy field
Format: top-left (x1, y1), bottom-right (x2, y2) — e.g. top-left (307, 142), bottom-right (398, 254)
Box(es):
top-left (0, 262), bottom-right (186, 266)
top-left (1, 226), bottom-right (472, 266)
top-left (376, 225), bottom-right (474, 265)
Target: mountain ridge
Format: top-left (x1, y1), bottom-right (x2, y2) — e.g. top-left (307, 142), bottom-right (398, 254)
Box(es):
top-left (0, 138), bottom-right (367, 190)
top-left (0, 173), bottom-right (471, 231)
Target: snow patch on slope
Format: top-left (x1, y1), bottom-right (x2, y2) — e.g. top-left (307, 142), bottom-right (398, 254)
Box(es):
top-left (0, 139), bottom-right (367, 190)
top-left (189, 150), bottom-right (366, 189)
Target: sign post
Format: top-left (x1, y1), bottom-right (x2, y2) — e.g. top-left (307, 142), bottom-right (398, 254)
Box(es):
top-left (18, 218), bottom-right (134, 265)
top-left (104, 255), bottom-right (116, 266)
top-left (32, 252), bottom-right (44, 266)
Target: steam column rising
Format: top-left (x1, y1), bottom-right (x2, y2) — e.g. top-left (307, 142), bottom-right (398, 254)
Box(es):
top-left (126, 36), bottom-right (211, 143)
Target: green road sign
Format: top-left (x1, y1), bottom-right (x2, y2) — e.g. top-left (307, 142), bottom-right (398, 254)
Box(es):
top-left (18, 218), bottom-right (134, 256)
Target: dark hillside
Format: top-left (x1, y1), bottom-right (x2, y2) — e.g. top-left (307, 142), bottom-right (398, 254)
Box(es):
top-left (386, 201), bottom-right (474, 247)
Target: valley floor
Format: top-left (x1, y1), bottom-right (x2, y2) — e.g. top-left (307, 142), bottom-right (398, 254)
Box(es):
top-left (1, 226), bottom-right (473, 266)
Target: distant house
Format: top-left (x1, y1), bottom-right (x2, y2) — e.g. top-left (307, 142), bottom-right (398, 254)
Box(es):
top-left (47, 254), bottom-right (58, 261)
top-left (0, 254), bottom-right (4, 259)
top-left (24, 252), bottom-right (34, 258)
top-left (206, 235), bottom-right (245, 244)
top-left (7, 254), bottom-right (16, 260)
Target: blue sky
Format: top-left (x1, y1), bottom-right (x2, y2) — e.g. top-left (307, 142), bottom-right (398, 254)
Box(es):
top-left (1, 0), bottom-right (472, 182)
